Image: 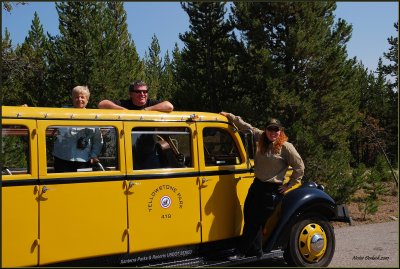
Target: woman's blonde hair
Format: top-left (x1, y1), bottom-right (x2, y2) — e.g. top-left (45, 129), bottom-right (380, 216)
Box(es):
top-left (72, 86), bottom-right (90, 99)
top-left (257, 130), bottom-right (288, 154)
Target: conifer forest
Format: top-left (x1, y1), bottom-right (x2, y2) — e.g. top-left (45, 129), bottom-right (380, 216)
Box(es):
top-left (2, 2), bottom-right (398, 203)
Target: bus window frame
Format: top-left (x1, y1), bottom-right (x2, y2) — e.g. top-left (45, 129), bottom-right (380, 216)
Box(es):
top-left (1, 119), bottom-right (38, 180)
top-left (123, 121), bottom-right (198, 176)
top-left (37, 120), bottom-right (125, 179)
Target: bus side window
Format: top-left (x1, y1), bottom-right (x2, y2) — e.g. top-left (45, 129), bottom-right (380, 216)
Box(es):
top-left (132, 130), bottom-right (160, 170)
top-left (132, 127), bottom-right (192, 170)
top-left (98, 127), bottom-right (118, 171)
top-left (203, 128), bottom-right (241, 166)
top-left (1, 125), bottom-right (30, 175)
top-left (45, 126), bottom-right (118, 173)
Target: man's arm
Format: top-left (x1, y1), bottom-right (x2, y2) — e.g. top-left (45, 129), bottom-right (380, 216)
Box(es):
top-left (98, 100), bottom-right (127, 110)
top-left (145, 101), bottom-right (174, 112)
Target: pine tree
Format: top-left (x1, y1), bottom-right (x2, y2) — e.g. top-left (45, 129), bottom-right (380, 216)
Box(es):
top-left (2, 2), bottom-right (27, 12)
top-left (159, 51), bottom-right (175, 101)
top-left (169, 43), bottom-right (183, 104)
top-left (382, 22), bottom-right (398, 90)
top-left (46, 2), bottom-right (104, 107)
top-left (231, 2), bottom-right (362, 196)
top-left (1, 29), bottom-right (27, 105)
top-left (382, 22), bottom-right (398, 167)
top-left (46, 2), bottom-right (142, 107)
top-left (177, 2), bottom-right (235, 112)
top-left (229, 2), bottom-right (277, 123)
top-left (356, 39), bottom-right (398, 168)
top-left (144, 35), bottom-right (163, 99)
top-left (349, 63), bottom-right (371, 166)
top-left (16, 12), bottom-right (50, 106)
top-left (95, 1), bottom-right (143, 101)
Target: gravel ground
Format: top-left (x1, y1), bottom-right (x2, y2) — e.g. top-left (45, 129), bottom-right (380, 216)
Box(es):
top-left (242, 221), bottom-right (399, 267)
top-left (329, 221), bottom-right (399, 267)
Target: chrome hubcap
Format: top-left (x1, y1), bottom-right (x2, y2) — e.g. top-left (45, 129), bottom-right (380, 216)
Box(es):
top-left (310, 234), bottom-right (324, 253)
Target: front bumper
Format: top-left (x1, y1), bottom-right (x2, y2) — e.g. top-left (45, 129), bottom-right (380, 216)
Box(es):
top-left (333, 204), bottom-right (353, 225)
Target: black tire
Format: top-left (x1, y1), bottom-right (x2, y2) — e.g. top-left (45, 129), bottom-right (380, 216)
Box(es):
top-left (284, 216), bottom-right (335, 267)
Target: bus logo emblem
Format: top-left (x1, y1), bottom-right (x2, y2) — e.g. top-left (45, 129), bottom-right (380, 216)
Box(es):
top-left (160, 196), bottom-right (171, 209)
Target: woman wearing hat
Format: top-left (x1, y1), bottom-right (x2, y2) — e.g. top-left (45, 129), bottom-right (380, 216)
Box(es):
top-left (220, 112), bottom-right (305, 260)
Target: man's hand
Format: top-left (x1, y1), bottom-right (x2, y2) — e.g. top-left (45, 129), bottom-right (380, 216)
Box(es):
top-left (89, 157), bottom-right (99, 164)
top-left (219, 111), bottom-right (229, 117)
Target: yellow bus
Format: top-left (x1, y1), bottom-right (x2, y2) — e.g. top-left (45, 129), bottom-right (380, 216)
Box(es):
top-left (1, 106), bottom-right (351, 267)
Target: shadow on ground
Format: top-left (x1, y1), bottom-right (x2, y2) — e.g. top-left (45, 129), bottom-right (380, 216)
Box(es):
top-left (232, 257), bottom-right (287, 267)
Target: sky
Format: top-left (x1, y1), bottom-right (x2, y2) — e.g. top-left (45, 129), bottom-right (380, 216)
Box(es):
top-left (2, 1), bottom-right (398, 72)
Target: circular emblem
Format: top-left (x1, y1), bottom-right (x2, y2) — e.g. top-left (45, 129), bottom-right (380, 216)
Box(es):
top-left (160, 196), bottom-right (172, 209)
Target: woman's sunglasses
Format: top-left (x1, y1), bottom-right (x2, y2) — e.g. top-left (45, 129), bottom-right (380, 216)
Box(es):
top-left (266, 126), bottom-right (280, 132)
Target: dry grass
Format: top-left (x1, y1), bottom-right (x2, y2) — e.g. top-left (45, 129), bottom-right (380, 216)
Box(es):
top-left (333, 181), bottom-right (399, 227)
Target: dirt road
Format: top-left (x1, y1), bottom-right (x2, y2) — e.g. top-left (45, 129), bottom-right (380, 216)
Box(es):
top-left (329, 221), bottom-right (399, 267)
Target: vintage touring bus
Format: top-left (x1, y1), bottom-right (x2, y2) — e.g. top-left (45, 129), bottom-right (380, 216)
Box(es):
top-left (1, 105), bottom-right (351, 267)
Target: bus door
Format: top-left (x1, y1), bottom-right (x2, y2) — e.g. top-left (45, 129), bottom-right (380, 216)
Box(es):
top-left (2, 119), bottom-right (39, 267)
top-left (124, 121), bottom-right (201, 253)
top-left (36, 120), bottom-right (126, 265)
top-left (195, 122), bottom-right (254, 243)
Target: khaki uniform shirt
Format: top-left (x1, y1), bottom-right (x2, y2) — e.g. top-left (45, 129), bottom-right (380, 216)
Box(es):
top-left (226, 113), bottom-right (305, 187)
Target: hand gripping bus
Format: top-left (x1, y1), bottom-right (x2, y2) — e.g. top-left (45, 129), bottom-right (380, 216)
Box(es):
top-left (1, 106), bottom-right (351, 267)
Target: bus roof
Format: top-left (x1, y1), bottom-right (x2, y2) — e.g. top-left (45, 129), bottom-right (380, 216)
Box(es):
top-left (2, 106), bottom-right (229, 123)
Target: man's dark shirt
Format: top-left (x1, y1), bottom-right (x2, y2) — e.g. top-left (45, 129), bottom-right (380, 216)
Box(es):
top-left (114, 99), bottom-right (161, 110)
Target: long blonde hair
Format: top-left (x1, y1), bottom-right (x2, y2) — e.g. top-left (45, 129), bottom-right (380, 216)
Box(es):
top-left (257, 130), bottom-right (288, 154)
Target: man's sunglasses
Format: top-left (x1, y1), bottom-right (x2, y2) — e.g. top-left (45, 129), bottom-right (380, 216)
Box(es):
top-left (130, 89), bottom-right (148, 94)
top-left (266, 126), bottom-right (280, 132)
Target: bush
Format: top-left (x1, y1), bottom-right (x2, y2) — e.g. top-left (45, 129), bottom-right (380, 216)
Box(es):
top-left (316, 151), bottom-right (364, 204)
top-left (357, 166), bottom-right (387, 220)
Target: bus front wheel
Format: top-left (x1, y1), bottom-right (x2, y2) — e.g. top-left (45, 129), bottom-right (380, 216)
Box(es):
top-left (284, 216), bottom-right (335, 267)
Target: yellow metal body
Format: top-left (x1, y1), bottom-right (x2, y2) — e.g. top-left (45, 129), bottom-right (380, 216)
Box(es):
top-left (1, 106), bottom-right (293, 266)
top-left (2, 119), bottom-right (39, 267)
top-left (195, 122), bottom-right (254, 241)
top-left (2, 185), bottom-right (39, 266)
top-left (123, 121), bottom-right (202, 252)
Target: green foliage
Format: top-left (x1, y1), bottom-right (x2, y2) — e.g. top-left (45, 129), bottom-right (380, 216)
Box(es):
top-left (2, 2), bottom-right (27, 12)
top-left (1, 135), bottom-right (28, 170)
top-left (90, 1), bottom-right (143, 103)
top-left (317, 151), bottom-right (364, 204)
top-left (46, 2), bottom-right (141, 108)
top-left (1, 28), bottom-right (43, 106)
top-left (2, 2), bottom-right (397, 197)
top-left (175, 2), bottom-right (236, 112)
top-left (15, 12), bottom-right (50, 107)
top-left (352, 22), bottom-right (398, 170)
top-left (143, 35), bottom-right (179, 102)
top-left (144, 35), bottom-right (163, 99)
top-left (375, 155), bottom-right (393, 182)
top-left (159, 51), bottom-right (176, 101)
top-left (357, 165), bottom-right (388, 220)
top-left (232, 2), bottom-right (362, 187)
top-left (382, 22), bottom-right (398, 89)
top-left (1, 29), bottom-right (22, 105)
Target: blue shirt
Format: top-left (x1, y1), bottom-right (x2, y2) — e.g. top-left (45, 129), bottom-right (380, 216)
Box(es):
top-left (53, 127), bottom-right (103, 162)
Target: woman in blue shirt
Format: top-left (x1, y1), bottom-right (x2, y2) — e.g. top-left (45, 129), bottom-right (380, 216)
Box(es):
top-left (52, 86), bottom-right (103, 172)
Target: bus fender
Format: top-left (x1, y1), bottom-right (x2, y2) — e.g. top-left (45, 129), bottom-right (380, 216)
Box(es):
top-left (263, 182), bottom-right (337, 252)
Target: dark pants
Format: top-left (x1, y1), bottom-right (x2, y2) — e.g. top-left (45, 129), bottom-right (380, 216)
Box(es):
top-left (238, 178), bottom-right (282, 257)
top-left (54, 156), bottom-right (89, 172)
